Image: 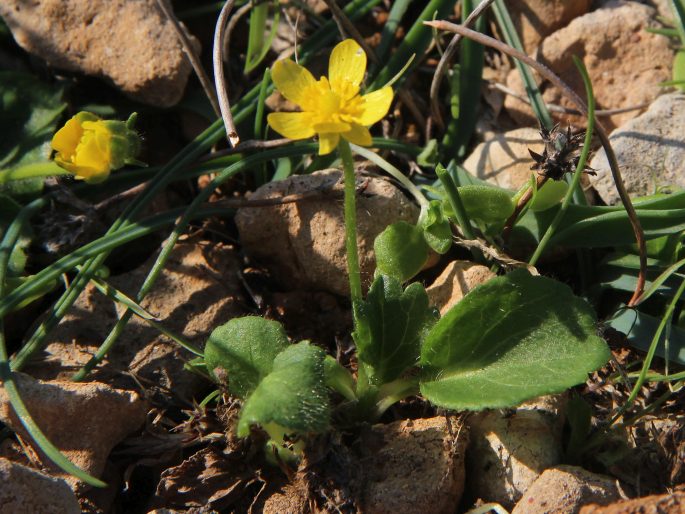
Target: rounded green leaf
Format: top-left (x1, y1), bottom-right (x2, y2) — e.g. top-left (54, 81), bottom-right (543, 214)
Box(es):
top-left (204, 316), bottom-right (290, 399)
top-left (237, 342), bottom-right (330, 436)
top-left (374, 221), bottom-right (429, 282)
top-left (421, 200), bottom-right (453, 254)
top-left (529, 180), bottom-right (568, 212)
top-left (419, 269), bottom-right (610, 410)
top-left (455, 185), bottom-right (514, 223)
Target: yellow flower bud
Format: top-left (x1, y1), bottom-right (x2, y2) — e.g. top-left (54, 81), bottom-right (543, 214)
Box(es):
top-left (51, 112), bottom-right (142, 183)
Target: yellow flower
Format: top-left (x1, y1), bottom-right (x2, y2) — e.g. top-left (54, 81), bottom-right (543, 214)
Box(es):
top-left (267, 39), bottom-right (393, 155)
top-left (51, 112), bottom-right (142, 183)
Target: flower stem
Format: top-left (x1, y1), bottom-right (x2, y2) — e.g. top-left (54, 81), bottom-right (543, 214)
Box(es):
top-left (0, 162), bottom-right (70, 184)
top-left (338, 139), bottom-right (362, 305)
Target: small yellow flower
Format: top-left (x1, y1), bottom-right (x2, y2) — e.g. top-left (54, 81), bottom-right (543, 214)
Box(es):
top-left (267, 39), bottom-right (393, 155)
top-left (51, 112), bottom-right (142, 183)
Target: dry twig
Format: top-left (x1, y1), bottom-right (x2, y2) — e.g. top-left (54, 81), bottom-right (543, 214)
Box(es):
top-left (155, 0), bottom-right (221, 118)
top-left (213, 0), bottom-right (241, 147)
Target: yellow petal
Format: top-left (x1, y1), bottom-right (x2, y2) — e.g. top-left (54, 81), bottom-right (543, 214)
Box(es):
top-left (313, 121), bottom-right (350, 134)
top-left (329, 39), bottom-right (366, 98)
top-left (73, 130), bottom-right (111, 179)
top-left (271, 59), bottom-right (317, 110)
top-left (268, 112), bottom-right (316, 140)
top-left (51, 117), bottom-right (83, 160)
top-left (342, 124), bottom-right (372, 146)
top-left (357, 87), bottom-right (393, 126)
top-left (318, 132), bottom-right (340, 155)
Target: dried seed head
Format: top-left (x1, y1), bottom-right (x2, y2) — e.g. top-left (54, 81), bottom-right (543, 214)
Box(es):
top-left (529, 124), bottom-right (596, 181)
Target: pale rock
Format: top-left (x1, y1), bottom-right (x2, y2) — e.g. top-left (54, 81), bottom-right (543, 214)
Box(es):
top-left (512, 465), bottom-right (621, 514)
top-left (466, 394), bottom-right (567, 508)
top-left (427, 261), bottom-right (496, 315)
top-left (589, 93), bottom-right (685, 204)
top-left (580, 491), bottom-right (685, 514)
top-left (27, 242), bottom-right (244, 400)
top-left (0, 458), bottom-right (80, 514)
top-left (0, 373), bottom-right (147, 488)
top-left (358, 417), bottom-right (468, 514)
top-left (235, 169), bottom-right (420, 297)
top-left (507, 0), bottom-right (592, 53)
top-left (505, 1), bottom-right (673, 132)
top-left (463, 127), bottom-right (544, 191)
top-left (0, 0), bottom-right (195, 106)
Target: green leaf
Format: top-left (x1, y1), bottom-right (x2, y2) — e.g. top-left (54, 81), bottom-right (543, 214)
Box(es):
top-left (607, 307), bottom-right (685, 366)
top-left (421, 200), bottom-right (453, 254)
top-left (244, 1), bottom-right (280, 73)
top-left (0, 71), bottom-right (66, 198)
top-left (237, 341), bottom-right (330, 436)
top-left (673, 50), bottom-right (685, 92)
top-left (204, 316), bottom-right (290, 399)
top-left (354, 275), bottom-right (437, 384)
top-left (457, 184), bottom-right (515, 223)
top-left (419, 269), bottom-right (610, 410)
top-left (530, 180), bottom-right (569, 212)
top-left (0, 193), bottom-right (31, 276)
top-left (374, 221), bottom-right (429, 282)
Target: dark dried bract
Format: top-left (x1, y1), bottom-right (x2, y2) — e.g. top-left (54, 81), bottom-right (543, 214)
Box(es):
top-left (529, 124), bottom-right (596, 181)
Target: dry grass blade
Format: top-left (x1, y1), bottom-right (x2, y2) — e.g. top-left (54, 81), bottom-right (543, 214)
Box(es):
top-left (213, 0), bottom-right (241, 147)
top-left (155, 0), bottom-right (221, 118)
top-left (425, 20), bottom-right (647, 305)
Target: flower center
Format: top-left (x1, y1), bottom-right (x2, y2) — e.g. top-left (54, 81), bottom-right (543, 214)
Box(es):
top-left (310, 77), bottom-right (364, 126)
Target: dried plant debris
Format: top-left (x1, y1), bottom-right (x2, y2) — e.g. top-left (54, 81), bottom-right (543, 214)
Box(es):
top-left (528, 124), bottom-right (595, 181)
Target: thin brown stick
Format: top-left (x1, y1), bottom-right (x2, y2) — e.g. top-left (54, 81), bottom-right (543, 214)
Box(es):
top-left (426, 20), bottom-right (646, 304)
top-left (429, 0), bottom-right (496, 129)
top-left (155, 0), bottom-right (221, 118)
top-left (210, 187), bottom-right (344, 209)
top-left (491, 82), bottom-right (650, 117)
top-left (213, 0), bottom-right (240, 147)
top-left (198, 137), bottom-right (292, 162)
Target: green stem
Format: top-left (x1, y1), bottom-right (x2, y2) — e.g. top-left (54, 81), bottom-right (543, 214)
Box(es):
top-left (338, 139), bottom-right (362, 305)
top-left (529, 57), bottom-right (595, 266)
top-left (374, 377), bottom-right (419, 419)
top-left (435, 164), bottom-right (475, 239)
top-left (0, 162), bottom-right (71, 183)
top-left (349, 143), bottom-right (429, 210)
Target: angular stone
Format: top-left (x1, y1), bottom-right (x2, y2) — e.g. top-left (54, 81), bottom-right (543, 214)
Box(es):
top-left (507, 0), bottom-right (592, 53)
top-left (589, 93), bottom-right (685, 205)
top-left (505, 1), bottom-right (673, 132)
top-left (466, 394), bottom-right (567, 508)
top-left (0, 0), bottom-right (195, 106)
top-left (0, 373), bottom-right (147, 487)
top-left (0, 458), bottom-right (80, 514)
top-left (358, 417), bottom-right (468, 514)
top-left (463, 127), bottom-right (544, 191)
top-left (235, 169), bottom-right (419, 297)
top-left (426, 260), bottom-right (496, 315)
top-left (512, 465), bottom-right (621, 514)
top-left (580, 491), bottom-right (685, 514)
